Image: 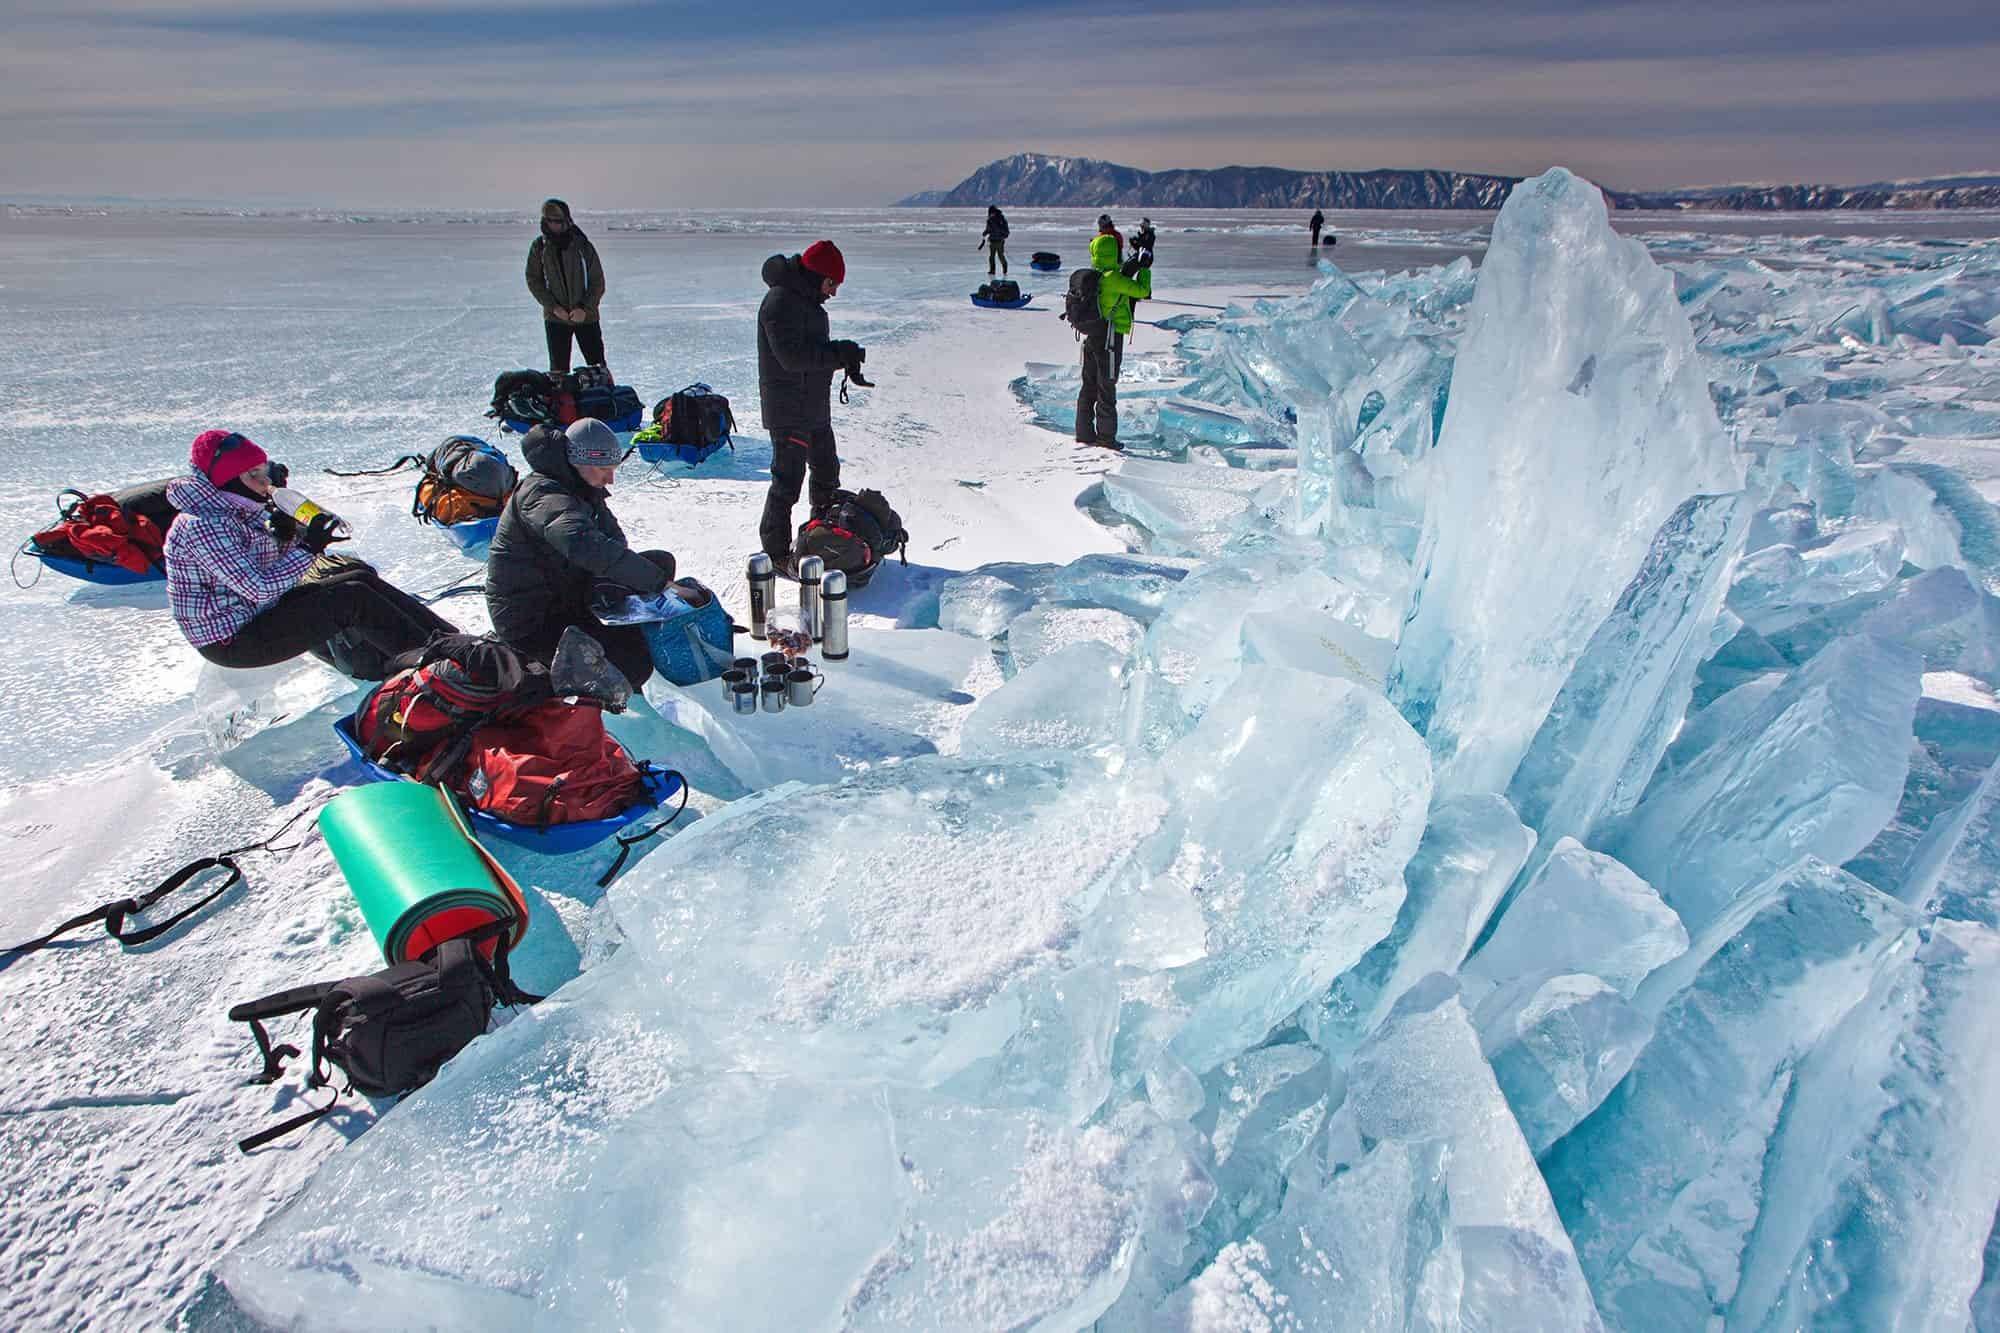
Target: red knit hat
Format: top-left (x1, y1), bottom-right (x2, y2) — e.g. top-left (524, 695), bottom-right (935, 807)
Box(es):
top-left (191, 429), bottom-right (269, 487)
top-left (800, 240), bottom-right (845, 285)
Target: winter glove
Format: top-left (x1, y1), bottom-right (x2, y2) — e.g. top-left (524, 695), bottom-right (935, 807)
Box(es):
top-left (300, 512), bottom-right (347, 554)
top-left (266, 509), bottom-right (299, 544)
top-left (830, 339), bottom-right (862, 365)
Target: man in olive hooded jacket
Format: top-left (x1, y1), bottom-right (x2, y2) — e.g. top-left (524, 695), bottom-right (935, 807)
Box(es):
top-left (756, 240), bottom-right (863, 569)
top-left (526, 198), bottom-right (608, 376)
top-left (1075, 230), bottom-right (1152, 450)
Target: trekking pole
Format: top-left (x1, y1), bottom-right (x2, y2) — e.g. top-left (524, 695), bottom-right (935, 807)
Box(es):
top-left (1145, 299), bottom-right (1230, 311)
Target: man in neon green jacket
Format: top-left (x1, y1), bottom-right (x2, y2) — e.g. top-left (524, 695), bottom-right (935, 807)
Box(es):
top-left (1075, 228), bottom-right (1152, 450)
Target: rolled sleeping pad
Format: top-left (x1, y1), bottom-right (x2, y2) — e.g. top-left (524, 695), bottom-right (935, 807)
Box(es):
top-left (318, 782), bottom-right (529, 965)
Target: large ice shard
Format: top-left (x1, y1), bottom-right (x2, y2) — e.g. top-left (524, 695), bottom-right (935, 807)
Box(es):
top-left (1300, 794), bottom-right (1533, 1062)
top-left (1174, 1139), bottom-right (1459, 1333)
top-left (1390, 167), bottom-right (1743, 797)
top-left (1098, 457), bottom-right (1272, 558)
top-left (613, 757), bottom-right (1165, 1103)
top-left (1613, 631), bottom-right (1921, 933)
top-left (1901, 755), bottom-right (2000, 926)
top-left (1108, 666), bottom-right (1432, 1075)
top-left (958, 639), bottom-right (1129, 759)
top-left (1321, 979), bottom-right (1605, 1330)
top-left (1541, 858), bottom-right (1920, 1329)
top-left (1461, 837), bottom-right (1687, 1005)
top-left (1729, 921), bottom-right (2000, 1330)
top-left (1482, 972), bottom-right (1654, 1157)
top-left (1506, 491), bottom-right (1750, 849)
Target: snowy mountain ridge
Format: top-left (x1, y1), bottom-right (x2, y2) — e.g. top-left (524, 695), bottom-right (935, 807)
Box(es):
top-left (902, 151), bottom-right (2000, 211)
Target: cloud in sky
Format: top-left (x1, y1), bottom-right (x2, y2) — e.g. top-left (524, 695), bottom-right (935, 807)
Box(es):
top-left (3, 0), bottom-right (1997, 206)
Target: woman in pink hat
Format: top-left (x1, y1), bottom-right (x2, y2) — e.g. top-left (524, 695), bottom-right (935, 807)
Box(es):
top-left (162, 429), bottom-right (456, 678)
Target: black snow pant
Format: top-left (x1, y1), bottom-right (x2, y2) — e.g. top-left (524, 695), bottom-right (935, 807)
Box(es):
top-left (511, 549), bottom-right (678, 690)
top-left (545, 319), bottom-right (607, 376)
top-left (760, 427), bottom-right (840, 563)
top-left (198, 561), bottom-right (457, 679)
top-left (1075, 330), bottom-right (1124, 446)
top-left (987, 239), bottom-right (1008, 275)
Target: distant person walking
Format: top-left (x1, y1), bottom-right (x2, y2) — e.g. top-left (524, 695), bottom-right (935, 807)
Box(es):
top-left (1074, 223), bottom-right (1151, 451)
top-left (1309, 208), bottom-right (1325, 248)
top-left (757, 240), bottom-right (866, 571)
top-left (981, 206), bottom-right (1011, 275)
top-left (526, 198), bottom-right (608, 377)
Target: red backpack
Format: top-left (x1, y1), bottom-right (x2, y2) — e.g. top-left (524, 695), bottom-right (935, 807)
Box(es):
top-left (461, 699), bottom-right (646, 827)
top-left (353, 636), bottom-right (536, 782)
top-left (31, 492), bottom-right (168, 575)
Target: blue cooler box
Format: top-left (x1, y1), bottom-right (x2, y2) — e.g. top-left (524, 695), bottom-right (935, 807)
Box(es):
top-left (639, 579), bottom-right (736, 686)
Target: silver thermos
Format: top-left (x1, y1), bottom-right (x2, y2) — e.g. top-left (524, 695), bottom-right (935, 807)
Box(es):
top-left (747, 552), bottom-right (775, 640)
top-left (798, 555), bottom-right (825, 640)
top-left (821, 570), bottom-right (849, 661)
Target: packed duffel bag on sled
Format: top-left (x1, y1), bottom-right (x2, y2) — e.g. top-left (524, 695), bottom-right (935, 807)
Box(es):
top-left (644, 383), bottom-right (736, 465)
top-left (795, 488), bottom-right (909, 589)
top-left (571, 384), bottom-right (644, 433)
top-left (462, 698), bottom-right (649, 827)
top-left (415, 436), bottom-right (516, 527)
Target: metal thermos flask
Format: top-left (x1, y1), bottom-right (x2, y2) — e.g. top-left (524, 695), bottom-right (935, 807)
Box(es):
top-left (821, 570), bottom-right (849, 661)
top-left (798, 555), bottom-right (825, 640)
top-left (747, 552), bottom-right (775, 640)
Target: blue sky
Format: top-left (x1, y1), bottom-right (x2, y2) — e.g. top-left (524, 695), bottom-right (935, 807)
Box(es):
top-left (4, 0), bottom-right (1996, 206)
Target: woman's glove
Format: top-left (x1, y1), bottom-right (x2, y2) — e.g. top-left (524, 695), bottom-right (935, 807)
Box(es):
top-left (300, 513), bottom-right (347, 554)
top-left (267, 509), bottom-right (299, 544)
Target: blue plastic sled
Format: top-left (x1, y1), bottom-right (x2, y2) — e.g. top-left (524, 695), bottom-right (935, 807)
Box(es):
top-left (440, 516), bottom-right (499, 552)
top-left (332, 714), bottom-right (683, 853)
top-left (971, 293), bottom-right (1034, 310)
top-left (636, 436), bottom-right (731, 468)
top-left (17, 540), bottom-right (165, 586)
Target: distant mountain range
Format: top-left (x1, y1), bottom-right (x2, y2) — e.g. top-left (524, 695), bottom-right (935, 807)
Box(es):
top-left (898, 153), bottom-right (2000, 212)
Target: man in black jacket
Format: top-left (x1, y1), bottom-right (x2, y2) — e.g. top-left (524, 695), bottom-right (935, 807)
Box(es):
top-left (485, 418), bottom-right (675, 686)
top-left (982, 206), bottom-right (1010, 276)
top-left (756, 240), bottom-right (863, 571)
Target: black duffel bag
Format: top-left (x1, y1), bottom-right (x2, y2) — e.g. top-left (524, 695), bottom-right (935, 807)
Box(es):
top-left (652, 382), bottom-right (737, 447)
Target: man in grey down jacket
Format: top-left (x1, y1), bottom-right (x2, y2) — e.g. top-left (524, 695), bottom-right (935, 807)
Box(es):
top-left (756, 240), bottom-right (864, 571)
top-left (486, 418), bottom-right (675, 687)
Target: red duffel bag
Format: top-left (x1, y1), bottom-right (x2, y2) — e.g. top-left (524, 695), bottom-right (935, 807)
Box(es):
top-left (461, 699), bottom-right (645, 827)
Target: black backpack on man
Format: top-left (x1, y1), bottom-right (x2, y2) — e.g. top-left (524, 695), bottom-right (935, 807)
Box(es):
top-left (1061, 268), bottom-right (1107, 339)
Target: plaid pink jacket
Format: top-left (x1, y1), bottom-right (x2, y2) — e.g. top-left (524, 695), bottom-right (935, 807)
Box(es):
top-left (163, 473), bottom-right (315, 647)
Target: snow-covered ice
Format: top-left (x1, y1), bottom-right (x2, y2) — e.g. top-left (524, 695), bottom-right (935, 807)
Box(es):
top-left (9, 182), bottom-right (2000, 1329)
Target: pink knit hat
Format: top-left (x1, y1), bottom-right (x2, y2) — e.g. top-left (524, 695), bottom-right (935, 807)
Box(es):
top-left (191, 429), bottom-right (269, 487)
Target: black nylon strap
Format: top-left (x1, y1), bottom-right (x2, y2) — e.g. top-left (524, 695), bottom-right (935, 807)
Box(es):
top-left (237, 1091), bottom-right (340, 1154)
top-left (595, 771), bottom-right (689, 888)
top-left (2, 856), bottom-right (243, 957)
top-left (323, 454), bottom-right (423, 478)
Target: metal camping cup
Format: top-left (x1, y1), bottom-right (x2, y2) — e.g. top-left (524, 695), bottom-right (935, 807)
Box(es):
top-left (760, 678), bottom-right (787, 713)
top-left (721, 667), bottom-right (752, 698)
top-left (731, 657), bottom-right (758, 674)
top-left (785, 667), bottom-right (823, 707)
top-left (798, 555), bottom-right (825, 640)
top-left (760, 651), bottom-right (789, 673)
top-left (748, 552), bottom-right (775, 640)
top-left (730, 680), bottom-right (758, 714)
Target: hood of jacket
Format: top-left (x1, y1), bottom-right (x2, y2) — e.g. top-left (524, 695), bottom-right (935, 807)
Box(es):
top-left (520, 425), bottom-right (605, 499)
top-left (540, 197), bottom-right (583, 249)
top-left (1090, 233), bottom-right (1124, 272)
top-left (762, 252), bottom-right (827, 305)
top-left (165, 471), bottom-right (264, 520)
